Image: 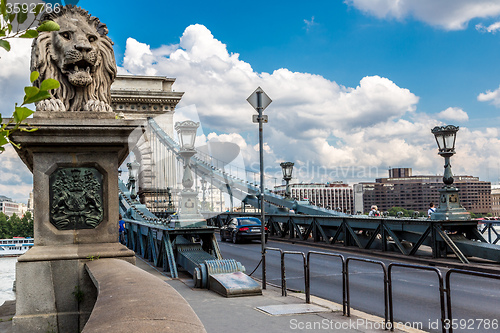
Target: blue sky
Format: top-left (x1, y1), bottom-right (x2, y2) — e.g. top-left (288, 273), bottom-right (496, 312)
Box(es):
top-left (3, 0), bottom-right (500, 203)
top-left (89, 0), bottom-right (500, 123)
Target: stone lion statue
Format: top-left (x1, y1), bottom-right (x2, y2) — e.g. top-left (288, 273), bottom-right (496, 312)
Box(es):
top-left (31, 6), bottom-right (117, 112)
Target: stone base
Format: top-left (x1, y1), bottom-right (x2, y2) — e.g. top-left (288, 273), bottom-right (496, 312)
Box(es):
top-left (12, 243), bottom-right (135, 333)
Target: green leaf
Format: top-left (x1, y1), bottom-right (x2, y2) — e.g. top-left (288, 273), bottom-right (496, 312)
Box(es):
top-left (40, 78), bottom-right (60, 91)
top-left (22, 90), bottom-right (51, 105)
top-left (0, 132), bottom-right (8, 146)
top-left (37, 21), bottom-right (60, 32)
top-left (24, 86), bottom-right (39, 99)
top-left (19, 29), bottom-right (38, 38)
top-left (0, 0), bottom-right (6, 17)
top-left (30, 71), bottom-right (39, 83)
top-left (0, 29), bottom-right (5, 37)
top-left (7, 23), bottom-right (12, 33)
top-left (33, 4), bottom-right (44, 17)
top-left (0, 39), bottom-right (10, 51)
top-left (17, 7), bottom-right (27, 24)
top-left (8, 13), bottom-right (14, 23)
top-left (13, 107), bottom-right (34, 123)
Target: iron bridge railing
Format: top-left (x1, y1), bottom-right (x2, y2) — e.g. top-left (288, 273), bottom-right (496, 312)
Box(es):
top-left (262, 246), bottom-right (500, 333)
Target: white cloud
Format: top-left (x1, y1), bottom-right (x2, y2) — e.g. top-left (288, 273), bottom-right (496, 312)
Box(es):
top-left (345, 0), bottom-right (500, 30)
top-left (0, 145), bottom-right (32, 204)
top-left (304, 16), bottom-right (318, 32)
top-left (117, 24), bottom-right (500, 184)
top-left (0, 38), bottom-right (32, 117)
top-left (3, 24), bottom-right (500, 203)
top-left (478, 85), bottom-right (500, 106)
top-left (437, 107), bottom-right (469, 122)
top-left (476, 21), bottom-right (500, 33)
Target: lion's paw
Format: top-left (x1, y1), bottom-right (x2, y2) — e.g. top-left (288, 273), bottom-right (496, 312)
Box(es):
top-left (84, 100), bottom-right (113, 112)
top-left (36, 99), bottom-right (66, 112)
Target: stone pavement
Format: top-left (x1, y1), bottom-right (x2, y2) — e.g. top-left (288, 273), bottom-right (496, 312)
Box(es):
top-left (135, 257), bottom-right (425, 333)
top-left (0, 256), bottom-right (428, 333)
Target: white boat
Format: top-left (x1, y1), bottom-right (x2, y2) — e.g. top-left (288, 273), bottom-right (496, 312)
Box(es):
top-left (0, 238), bottom-right (34, 256)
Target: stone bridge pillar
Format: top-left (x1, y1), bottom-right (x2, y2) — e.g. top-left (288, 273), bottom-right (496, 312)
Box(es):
top-left (11, 114), bottom-right (143, 332)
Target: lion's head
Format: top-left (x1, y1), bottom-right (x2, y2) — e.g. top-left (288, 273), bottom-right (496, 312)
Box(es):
top-left (31, 6), bottom-right (117, 112)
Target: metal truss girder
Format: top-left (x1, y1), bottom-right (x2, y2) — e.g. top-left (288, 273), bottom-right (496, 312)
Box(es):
top-left (409, 226), bottom-right (431, 256)
top-left (383, 224), bottom-right (408, 256)
top-left (474, 227), bottom-right (494, 244)
top-left (365, 224), bottom-right (382, 250)
top-left (148, 229), bottom-right (159, 266)
top-left (289, 218), bottom-right (305, 240)
top-left (330, 224), bottom-right (343, 245)
top-left (435, 227), bottom-right (470, 264)
top-left (343, 221), bottom-right (363, 248)
top-left (314, 219), bottom-right (330, 243)
top-left (163, 231), bottom-right (178, 278)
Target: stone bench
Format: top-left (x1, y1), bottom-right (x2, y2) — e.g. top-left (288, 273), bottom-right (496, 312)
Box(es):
top-left (83, 258), bottom-right (206, 333)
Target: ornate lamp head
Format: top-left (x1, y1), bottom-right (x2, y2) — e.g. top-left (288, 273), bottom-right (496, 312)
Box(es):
top-left (280, 162), bottom-right (294, 182)
top-left (431, 125), bottom-right (459, 157)
top-left (127, 161), bottom-right (140, 180)
top-left (175, 120), bottom-right (200, 150)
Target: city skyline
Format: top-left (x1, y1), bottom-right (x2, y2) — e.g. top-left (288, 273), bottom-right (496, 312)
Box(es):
top-left (3, 1), bottom-right (500, 203)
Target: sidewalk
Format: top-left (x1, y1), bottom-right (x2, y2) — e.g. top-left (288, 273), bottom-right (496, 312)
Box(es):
top-left (0, 257), bottom-right (428, 333)
top-left (135, 257), bottom-right (425, 333)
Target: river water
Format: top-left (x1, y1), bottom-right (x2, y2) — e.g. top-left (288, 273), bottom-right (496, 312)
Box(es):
top-left (0, 257), bottom-right (17, 306)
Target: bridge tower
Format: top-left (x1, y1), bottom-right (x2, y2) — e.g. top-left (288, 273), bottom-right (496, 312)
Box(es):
top-left (110, 75), bottom-right (184, 214)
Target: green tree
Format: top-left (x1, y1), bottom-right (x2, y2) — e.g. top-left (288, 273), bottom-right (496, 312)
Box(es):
top-left (1, 0), bottom-right (60, 153)
top-left (18, 211), bottom-right (34, 237)
top-left (387, 207), bottom-right (412, 217)
top-left (0, 212), bottom-right (13, 238)
top-left (0, 212), bottom-right (33, 238)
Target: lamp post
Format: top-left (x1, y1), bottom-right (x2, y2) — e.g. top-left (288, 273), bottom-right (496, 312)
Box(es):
top-left (166, 187), bottom-right (175, 214)
top-left (430, 125), bottom-right (470, 220)
top-left (174, 120), bottom-right (206, 227)
top-left (200, 179), bottom-right (208, 211)
top-left (280, 162), bottom-right (294, 199)
top-left (127, 160), bottom-right (140, 202)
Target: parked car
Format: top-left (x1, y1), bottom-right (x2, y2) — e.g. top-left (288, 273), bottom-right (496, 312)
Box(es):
top-left (220, 217), bottom-right (268, 244)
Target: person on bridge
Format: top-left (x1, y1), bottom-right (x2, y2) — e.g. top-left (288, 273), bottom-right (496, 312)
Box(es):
top-left (428, 202), bottom-right (436, 218)
top-left (368, 205), bottom-right (380, 217)
top-left (119, 214), bottom-right (125, 244)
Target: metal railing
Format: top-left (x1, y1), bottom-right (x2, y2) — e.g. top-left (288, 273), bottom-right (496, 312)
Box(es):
top-left (281, 250), bottom-right (307, 297)
top-left (445, 269), bottom-right (500, 333)
top-left (263, 246), bottom-right (500, 333)
top-left (388, 263), bottom-right (445, 333)
top-left (306, 251), bottom-right (346, 315)
top-left (346, 257), bottom-right (388, 327)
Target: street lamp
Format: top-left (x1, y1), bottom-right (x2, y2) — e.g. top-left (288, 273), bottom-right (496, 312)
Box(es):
top-left (166, 187), bottom-right (175, 213)
top-left (430, 125), bottom-right (470, 220)
top-left (174, 120), bottom-right (206, 227)
top-left (280, 162), bottom-right (294, 199)
top-left (127, 160), bottom-right (140, 202)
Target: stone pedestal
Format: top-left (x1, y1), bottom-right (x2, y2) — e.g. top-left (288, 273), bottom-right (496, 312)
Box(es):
top-left (431, 186), bottom-right (471, 221)
top-left (10, 115), bottom-right (143, 332)
top-left (172, 189), bottom-right (207, 228)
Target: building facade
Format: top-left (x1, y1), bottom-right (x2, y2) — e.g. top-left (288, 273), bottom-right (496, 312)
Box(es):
top-left (491, 185), bottom-right (500, 216)
top-left (359, 168), bottom-right (492, 214)
top-left (0, 196), bottom-right (28, 217)
top-left (275, 182), bottom-right (354, 213)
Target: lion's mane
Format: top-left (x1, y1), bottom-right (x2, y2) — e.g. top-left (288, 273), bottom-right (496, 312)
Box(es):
top-left (31, 6), bottom-right (117, 111)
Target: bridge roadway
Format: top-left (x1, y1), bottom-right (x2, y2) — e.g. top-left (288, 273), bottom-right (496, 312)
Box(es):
top-left (217, 237), bottom-right (500, 333)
